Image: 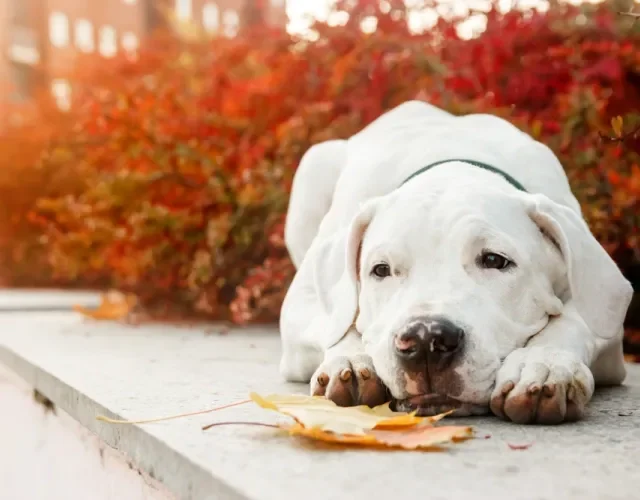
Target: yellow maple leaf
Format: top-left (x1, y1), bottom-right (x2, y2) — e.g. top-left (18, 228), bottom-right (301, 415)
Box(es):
top-left (96, 392), bottom-right (475, 451)
top-left (249, 392), bottom-right (473, 450)
top-left (250, 392), bottom-right (451, 436)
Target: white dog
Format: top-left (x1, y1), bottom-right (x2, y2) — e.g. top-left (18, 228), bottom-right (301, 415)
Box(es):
top-left (279, 101), bottom-right (633, 424)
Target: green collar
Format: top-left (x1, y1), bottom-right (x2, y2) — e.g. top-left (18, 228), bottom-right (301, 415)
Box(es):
top-left (401, 159), bottom-right (527, 192)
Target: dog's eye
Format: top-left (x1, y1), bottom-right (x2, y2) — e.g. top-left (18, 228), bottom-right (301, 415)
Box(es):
top-left (479, 252), bottom-right (514, 271)
top-left (371, 263), bottom-right (392, 279)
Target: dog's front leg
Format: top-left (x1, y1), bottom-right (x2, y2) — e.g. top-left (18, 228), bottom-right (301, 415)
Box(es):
top-left (309, 328), bottom-right (389, 407)
top-left (490, 302), bottom-right (616, 424)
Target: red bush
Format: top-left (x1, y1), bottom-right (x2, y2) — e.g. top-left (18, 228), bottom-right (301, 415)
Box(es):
top-left (0, 1), bottom-right (638, 338)
top-left (0, 95), bottom-right (90, 287)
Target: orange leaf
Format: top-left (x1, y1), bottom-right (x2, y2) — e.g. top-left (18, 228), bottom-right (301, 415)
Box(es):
top-left (285, 423), bottom-right (380, 446)
top-left (368, 424), bottom-right (473, 449)
top-left (531, 120), bottom-right (542, 138)
top-left (607, 170), bottom-right (621, 186)
top-left (611, 116), bottom-right (624, 138)
top-left (284, 422), bottom-right (473, 450)
top-left (73, 290), bottom-right (137, 321)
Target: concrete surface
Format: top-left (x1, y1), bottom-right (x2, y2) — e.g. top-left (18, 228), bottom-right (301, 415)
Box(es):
top-left (1, 309), bottom-right (639, 500)
top-left (0, 289), bottom-right (100, 310)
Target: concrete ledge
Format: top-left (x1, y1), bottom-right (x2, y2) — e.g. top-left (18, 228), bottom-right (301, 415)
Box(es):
top-left (1, 310), bottom-right (640, 500)
top-left (0, 289), bottom-right (101, 310)
top-left (0, 363), bottom-right (174, 500)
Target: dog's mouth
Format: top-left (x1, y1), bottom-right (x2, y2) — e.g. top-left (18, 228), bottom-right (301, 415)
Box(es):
top-left (391, 393), bottom-right (463, 416)
top-left (391, 393), bottom-right (490, 417)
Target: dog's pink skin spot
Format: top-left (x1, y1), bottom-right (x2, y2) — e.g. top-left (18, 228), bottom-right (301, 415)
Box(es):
top-left (403, 372), bottom-right (425, 395)
top-left (395, 335), bottom-right (418, 351)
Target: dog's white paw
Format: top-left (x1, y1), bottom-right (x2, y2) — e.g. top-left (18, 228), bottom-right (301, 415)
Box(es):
top-left (310, 354), bottom-right (389, 407)
top-left (490, 347), bottom-right (594, 424)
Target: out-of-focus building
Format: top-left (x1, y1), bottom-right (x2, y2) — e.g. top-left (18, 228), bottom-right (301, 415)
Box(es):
top-left (0, 0), bottom-right (287, 121)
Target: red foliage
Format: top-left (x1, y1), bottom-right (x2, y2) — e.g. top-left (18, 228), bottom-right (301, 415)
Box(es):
top-left (0, 1), bottom-right (638, 347)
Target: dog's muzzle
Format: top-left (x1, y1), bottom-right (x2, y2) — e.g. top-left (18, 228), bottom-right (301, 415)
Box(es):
top-left (394, 316), bottom-right (465, 367)
top-left (390, 315), bottom-right (469, 415)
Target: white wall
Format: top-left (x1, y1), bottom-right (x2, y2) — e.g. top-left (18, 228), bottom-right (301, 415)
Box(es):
top-left (0, 364), bottom-right (175, 500)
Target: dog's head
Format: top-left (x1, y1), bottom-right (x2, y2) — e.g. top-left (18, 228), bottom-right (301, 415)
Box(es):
top-left (314, 168), bottom-right (631, 416)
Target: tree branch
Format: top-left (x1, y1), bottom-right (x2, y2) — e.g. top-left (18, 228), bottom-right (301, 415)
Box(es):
top-left (599, 124), bottom-right (640, 144)
top-left (618, 7), bottom-right (640, 20)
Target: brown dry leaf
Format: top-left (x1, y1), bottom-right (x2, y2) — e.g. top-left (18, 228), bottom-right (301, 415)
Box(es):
top-left (250, 392), bottom-right (429, 435)
top-left (507, 442), bottom-right (533, 450)
top-left (73, 290), bottom-right (137, 321)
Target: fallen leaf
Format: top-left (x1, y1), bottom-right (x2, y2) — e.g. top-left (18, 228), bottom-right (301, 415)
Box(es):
top-left (250, 392), bottom-right (430, 435)
top-left (247, 392), bottom-right (473, 450)
top-left (375, 411), bottom-right (451, 429)
top-left (281, 423), bottom-right (472, 450)
top-left (284, 423), bottom-right (379, 446)
top-left (73, 290), bottom-right (137, 321)
top-left (96, 392), bottom-right (474, 452)
top-left (368, 425), bottom-right (473, 449)
top-left (507, 442), bottom-right (533, 450)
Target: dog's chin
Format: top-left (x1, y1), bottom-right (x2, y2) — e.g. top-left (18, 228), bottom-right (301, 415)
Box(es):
top-left (391, 394), bottom-right (489, 417)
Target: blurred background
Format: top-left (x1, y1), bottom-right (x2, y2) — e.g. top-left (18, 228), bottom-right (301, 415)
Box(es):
top-left (0, 0), bottom-right (638, 356)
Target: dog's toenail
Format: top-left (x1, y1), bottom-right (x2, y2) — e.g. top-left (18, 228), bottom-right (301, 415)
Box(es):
top-left (359, 368), bottom-right (371, 380)
top-left (502, 382), bottom-right (515, 394)
top-left (340, 369), bottom-right (352, 382)
top-left (527, 384), bottom-right (541, 395)
top-left (317, 373), bottom-right (329, 387)
top-left (543, 384), bottom-right (556, 397)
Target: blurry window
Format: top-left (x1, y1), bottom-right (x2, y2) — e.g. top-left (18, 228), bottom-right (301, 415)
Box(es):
top-left (75, 19), bottom-right (95, 52)
top-left (222, 9), bottom-right (239, 38)
top-left (203, 3), bottom-right (220, 33)
top-left (49, 12), bottom-right (69, 47)
top-left (99, 25), bottom-right (117, 57)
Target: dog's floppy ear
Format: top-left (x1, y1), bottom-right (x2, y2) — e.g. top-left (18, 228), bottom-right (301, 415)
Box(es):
top-left (312, 199), bottom-right (380, 349)
top-left (525, 193), bottom-right (633, 340)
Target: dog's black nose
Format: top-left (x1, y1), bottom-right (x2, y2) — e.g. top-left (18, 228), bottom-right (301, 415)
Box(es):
top-left (394, 316), bottom-right (465, 365)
